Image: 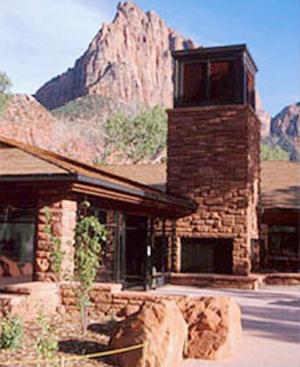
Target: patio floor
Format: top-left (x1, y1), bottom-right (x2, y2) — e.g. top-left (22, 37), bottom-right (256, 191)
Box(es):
top-left (150, 284), bottom-right (300, 367)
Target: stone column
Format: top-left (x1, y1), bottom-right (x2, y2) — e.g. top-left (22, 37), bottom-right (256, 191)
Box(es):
top-left (35, 198), bottom-right (77, 282)
top-left (232, 236), bottom-right (251, 275)
top-left (167, 106), bottom-right (261, 276)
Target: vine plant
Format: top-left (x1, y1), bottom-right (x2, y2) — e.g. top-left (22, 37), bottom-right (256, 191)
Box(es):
top-left (74, 200), bottom-right (107, 333)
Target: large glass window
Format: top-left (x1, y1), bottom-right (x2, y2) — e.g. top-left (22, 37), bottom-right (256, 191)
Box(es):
top-left (178, 58), bottom-right (239, 106)
top-left (210, 60), bottom-right (236, 104)
top-left (267, 225), bottom-right (299, 272)
top-left (182, 61), bottom-right (207, 104)
top-left (268, 225), bottom-right (298, 256)
top-left (0, 204), bottom-right (36, 276)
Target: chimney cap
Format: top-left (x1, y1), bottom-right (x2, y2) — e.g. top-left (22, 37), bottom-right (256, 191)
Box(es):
top-left (172, 44), bottom-right (258, 72)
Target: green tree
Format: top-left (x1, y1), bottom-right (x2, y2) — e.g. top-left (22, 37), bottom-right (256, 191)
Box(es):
top-left (260, 143), bottom-right (290, 161)
top-left (104, 105), bottom-right (167, 163)
top-left (0, 70), bottom-right (12, 114)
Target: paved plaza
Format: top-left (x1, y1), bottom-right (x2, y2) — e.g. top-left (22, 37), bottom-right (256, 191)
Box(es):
top-left (151, 284), bottom-right (300, 367)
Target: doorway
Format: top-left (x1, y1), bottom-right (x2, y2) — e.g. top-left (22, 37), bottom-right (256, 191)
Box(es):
top-left (123, 215), bottom-right (148, 288)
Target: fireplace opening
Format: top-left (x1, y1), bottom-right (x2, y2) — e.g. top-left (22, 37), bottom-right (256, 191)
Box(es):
top-left (181, 237), bottom-right (233, 274)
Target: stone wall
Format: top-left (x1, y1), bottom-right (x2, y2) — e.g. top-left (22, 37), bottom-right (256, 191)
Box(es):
top-left (60, 282), bottom-right (243, 360)
top-left (35, 194), bottom-right (77, 281)
top-left (60, 281), bottom-right (232, 318)
top-left (167, 105), bottom-right (261, 275)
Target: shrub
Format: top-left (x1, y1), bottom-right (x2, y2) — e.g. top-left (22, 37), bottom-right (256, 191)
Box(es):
top-left (260, 143), bottom-right (290, 161)
top-left (0, 312), bottom-right (23, 350)
top-left (35, 307), bottom-right (58, 362)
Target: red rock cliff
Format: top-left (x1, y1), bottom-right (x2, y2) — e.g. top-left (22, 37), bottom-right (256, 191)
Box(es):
top-left (34, 2), bottom-right (195, 110)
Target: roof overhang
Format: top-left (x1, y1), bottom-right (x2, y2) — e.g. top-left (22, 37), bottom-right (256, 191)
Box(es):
top-left (0, 173), bottom-right (197, 218)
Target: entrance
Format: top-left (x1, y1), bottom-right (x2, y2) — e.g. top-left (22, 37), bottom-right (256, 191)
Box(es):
top-left (114, 214), bottom-right (167, 290)
top-left (123, 215), bottom-right (148, 289)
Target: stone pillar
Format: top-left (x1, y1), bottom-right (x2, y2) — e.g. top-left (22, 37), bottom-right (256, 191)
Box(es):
top-left (35, 198), bottom-right (77, 282)
top-left (170, 221), bottom-right (182, 272)
top-left (174, 236), bottom-right (182, 272)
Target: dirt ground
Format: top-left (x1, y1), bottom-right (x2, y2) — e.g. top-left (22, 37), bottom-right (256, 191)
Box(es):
top-left (0, 310), bottom-right (121, 367)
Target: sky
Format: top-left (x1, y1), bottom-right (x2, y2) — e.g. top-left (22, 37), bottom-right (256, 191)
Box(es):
top-left (0, 0), bottom-right (299, 117)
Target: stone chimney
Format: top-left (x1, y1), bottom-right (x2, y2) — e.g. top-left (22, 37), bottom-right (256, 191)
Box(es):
top-left (167, 44), bottom-right (261, 275)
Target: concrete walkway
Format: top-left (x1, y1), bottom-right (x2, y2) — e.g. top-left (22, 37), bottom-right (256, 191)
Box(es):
top-left (151, 285), bottom-right (300, 367)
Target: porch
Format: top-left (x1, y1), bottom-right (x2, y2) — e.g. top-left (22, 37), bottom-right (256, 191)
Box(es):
top-left (0, 136), bottom-right (195, 290)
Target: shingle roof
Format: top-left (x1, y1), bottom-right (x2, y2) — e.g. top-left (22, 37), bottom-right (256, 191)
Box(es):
top-left (260, 161), bottom-right (299, 210)
top-left (1, 136), bottom-right (298, 210)
top-left (102, 164), bottom-right (167, 192)
top-left (102, 161), bottom-right (300, 210)
top-left (0, 145), bottom-right (68, 175)
top-left (0, 137), bottom-right (195, 215)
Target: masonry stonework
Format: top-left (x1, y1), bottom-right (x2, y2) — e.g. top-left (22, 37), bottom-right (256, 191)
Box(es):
top-left (167, 105), bottom-right (261, 275)
top-left (35, 195), bottom-right (77, 281)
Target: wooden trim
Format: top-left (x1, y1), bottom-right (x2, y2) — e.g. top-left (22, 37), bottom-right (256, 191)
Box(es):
top-left (70, 182), bottom-right (192, 217)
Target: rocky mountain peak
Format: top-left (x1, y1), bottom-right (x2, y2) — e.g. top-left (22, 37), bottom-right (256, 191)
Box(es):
top-left (35, 1), bottom-right (196, 110)
top-left (117, 1), bottom-right (145, 18)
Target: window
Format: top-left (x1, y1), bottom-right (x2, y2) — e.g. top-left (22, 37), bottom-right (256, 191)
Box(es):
top-left (0, 204), bottom-right (36, 276)
top-left (182, 62), bottom-right (207, 104)
top-left (210, 60), bottom-right (236, 104)
top-left (268, 225), bottom-right (298, 256)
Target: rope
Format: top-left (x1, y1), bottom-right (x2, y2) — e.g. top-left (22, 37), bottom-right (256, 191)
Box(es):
top-left (1, 341), bottom-right (148, 366)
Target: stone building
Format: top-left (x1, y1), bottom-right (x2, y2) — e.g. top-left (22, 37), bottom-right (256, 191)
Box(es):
top-left (0, 136), bottom-right (194, 288)
top-left (1, 45), bottom-right (298, 291)
top-left (260, 161), bottom-right (299, 272)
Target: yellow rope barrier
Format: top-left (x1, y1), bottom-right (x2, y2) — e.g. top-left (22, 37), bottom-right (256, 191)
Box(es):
top-left (59, 342), bottom-right (146, 362)
top-left (1, 341), bottom-right (148, 366)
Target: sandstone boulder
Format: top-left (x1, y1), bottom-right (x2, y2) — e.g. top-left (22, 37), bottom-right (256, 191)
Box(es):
top-left (109, 300), bottom-right (187, 367)
top-left (178, 296), bottom-right (242, 359)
